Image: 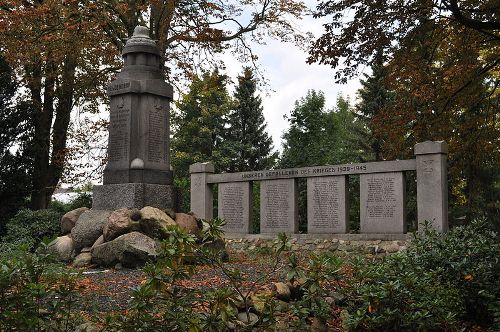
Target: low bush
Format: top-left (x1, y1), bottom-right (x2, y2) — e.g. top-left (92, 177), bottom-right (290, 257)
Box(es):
top-left (283, 251), bottom-right (343, 329)
top-left (344, 254), bottom-right (464, 331)
top-left (103, 221), bottom-right (342, 331)
top-left (47, 200), bottom-right (71, 214)
top-left (103, 222), bottom-right (237, 331)
top-left (0, 193), bottom-right (92, 252)
top-left (343, 219), bottom-right (499, 331)
top-left (49, 192), bottom-right (93, 213)
top-left (0, 243), bottom-right (80, 331)
top-left (67, 192), bottom-right (92, 210)
top-left (1, 208), bottom-right (63, 251)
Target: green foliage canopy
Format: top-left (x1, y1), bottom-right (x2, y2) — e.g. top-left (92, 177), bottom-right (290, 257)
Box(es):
top-left (279, 90), bottom-right (370, 168)
top-left (171, 70), bottom-right (233, 178)
top-left (0, 55), bottom-right (34, 235)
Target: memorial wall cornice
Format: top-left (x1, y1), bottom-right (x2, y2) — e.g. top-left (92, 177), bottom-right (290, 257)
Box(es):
top-left (207, 159), bottom-right (417, 184)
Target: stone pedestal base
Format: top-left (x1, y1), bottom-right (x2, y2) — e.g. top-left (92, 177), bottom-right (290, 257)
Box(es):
top-left (93, 183), bottom-right (175, 210)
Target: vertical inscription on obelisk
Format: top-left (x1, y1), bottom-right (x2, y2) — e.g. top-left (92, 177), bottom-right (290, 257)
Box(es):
top-left (109, 97), bottom-right (130, 162)
top-left (148, 97), bottom-right (168, 163)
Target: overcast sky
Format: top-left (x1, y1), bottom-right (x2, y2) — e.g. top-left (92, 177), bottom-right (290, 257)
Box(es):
top-left (220, 0), bottom-right (362, 151)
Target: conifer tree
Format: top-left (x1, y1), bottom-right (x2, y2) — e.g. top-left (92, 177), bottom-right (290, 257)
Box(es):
top-left (356, 51), bottom-right (394, 161)
top-left (224, 67), bottom-right (276, 172)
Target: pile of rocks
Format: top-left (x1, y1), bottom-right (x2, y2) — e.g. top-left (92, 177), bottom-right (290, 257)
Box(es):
top-left (48, 207), bottom-right (205, 268)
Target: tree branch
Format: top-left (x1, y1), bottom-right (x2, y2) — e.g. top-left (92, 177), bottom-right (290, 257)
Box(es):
top-left (447, 0), bottom-right (500, 31)
top-left (441, 57), bottom-right (500, 114)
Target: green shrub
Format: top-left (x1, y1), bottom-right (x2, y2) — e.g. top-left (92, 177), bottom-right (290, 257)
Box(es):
top-left (0, 244), bottom-right (80, 330)
top-left (344, 254), bottom-right (464, 331)
top-left (344, 219), bottom-right (499, 331)
top-left (67, 192), bottom-right (92, 210)
top-left (48, 199), bottom-right (71, 214)
top-left (103, 222), bottom-right (344, 331)
top-left (284, 251), bottom-right (343, 329)
top-left (406, 219), bottom-right (499, 327)
top-left (1, 208), bottom-right (63, 251)
top-left (49, 192), bottom-right (93, 213)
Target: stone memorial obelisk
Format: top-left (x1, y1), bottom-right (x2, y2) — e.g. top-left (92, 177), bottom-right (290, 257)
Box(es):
top-left (93, 26), bottom-right (175, 210)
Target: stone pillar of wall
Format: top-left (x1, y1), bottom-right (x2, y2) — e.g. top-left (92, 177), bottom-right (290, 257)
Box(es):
top-left (190, 162), bottom-right (214, 220)
top-left (415, 141), bottom-right (448, 232)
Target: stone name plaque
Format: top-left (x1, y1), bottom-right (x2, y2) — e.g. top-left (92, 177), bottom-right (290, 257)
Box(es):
top-left (218, 182), bottom-right (252, 233)
top-left (360, 172), bottom-right (406, 233)
top-left (260, 179), bottom-right (298, 234)
top-left (307, 176), bottom-right (349, 233)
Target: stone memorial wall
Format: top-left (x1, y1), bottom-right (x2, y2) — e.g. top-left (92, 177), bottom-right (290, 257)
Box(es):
top-left (190, 141), bottom-right (449, 238)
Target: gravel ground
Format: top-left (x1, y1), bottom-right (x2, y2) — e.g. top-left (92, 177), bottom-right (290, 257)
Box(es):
top-left (75, 252), bottom-right (287, 314)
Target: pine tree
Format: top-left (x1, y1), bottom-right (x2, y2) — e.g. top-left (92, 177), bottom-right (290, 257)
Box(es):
top-left (224, 67), bottom-right (276, 172)
top-left (356, 51), bottom-right (394, 161)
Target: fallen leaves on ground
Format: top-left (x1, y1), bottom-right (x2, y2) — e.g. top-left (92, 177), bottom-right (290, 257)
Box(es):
top-left (71, 248), bottom-right (347, 330)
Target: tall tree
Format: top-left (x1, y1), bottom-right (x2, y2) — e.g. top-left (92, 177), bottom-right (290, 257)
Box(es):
top-left (308, 0), bottom-right (499, 83)
top-left (0, 0), bottom-right (309, 209)
top-left (0, 55), bottom-right (34, 234)
top-left (280, 90), bottom-right (369, 168)
top-left (171, 70), bottom-right (233, 178)
top-left (224, 67), bottom-right (276, 172)
top-left (356, 51), bottom-right (395, 161)
top-left (332, 94), bottom-right (372, 163)
top-left (309, 0), bottom-right (499, 220)
top-left (378, 23), bottom-right (499, 219)
top-left (0, 2), bottom-right (118, 209)
top-left (279, 90), bottom-right (329, 168)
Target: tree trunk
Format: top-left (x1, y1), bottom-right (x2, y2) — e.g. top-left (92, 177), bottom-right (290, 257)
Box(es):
top-left (29, 56), bottom-right (55, 210)
top-left (30, 53), bottom-right (76, 210)
top-left (47, 54), bottom-right (77, 198)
